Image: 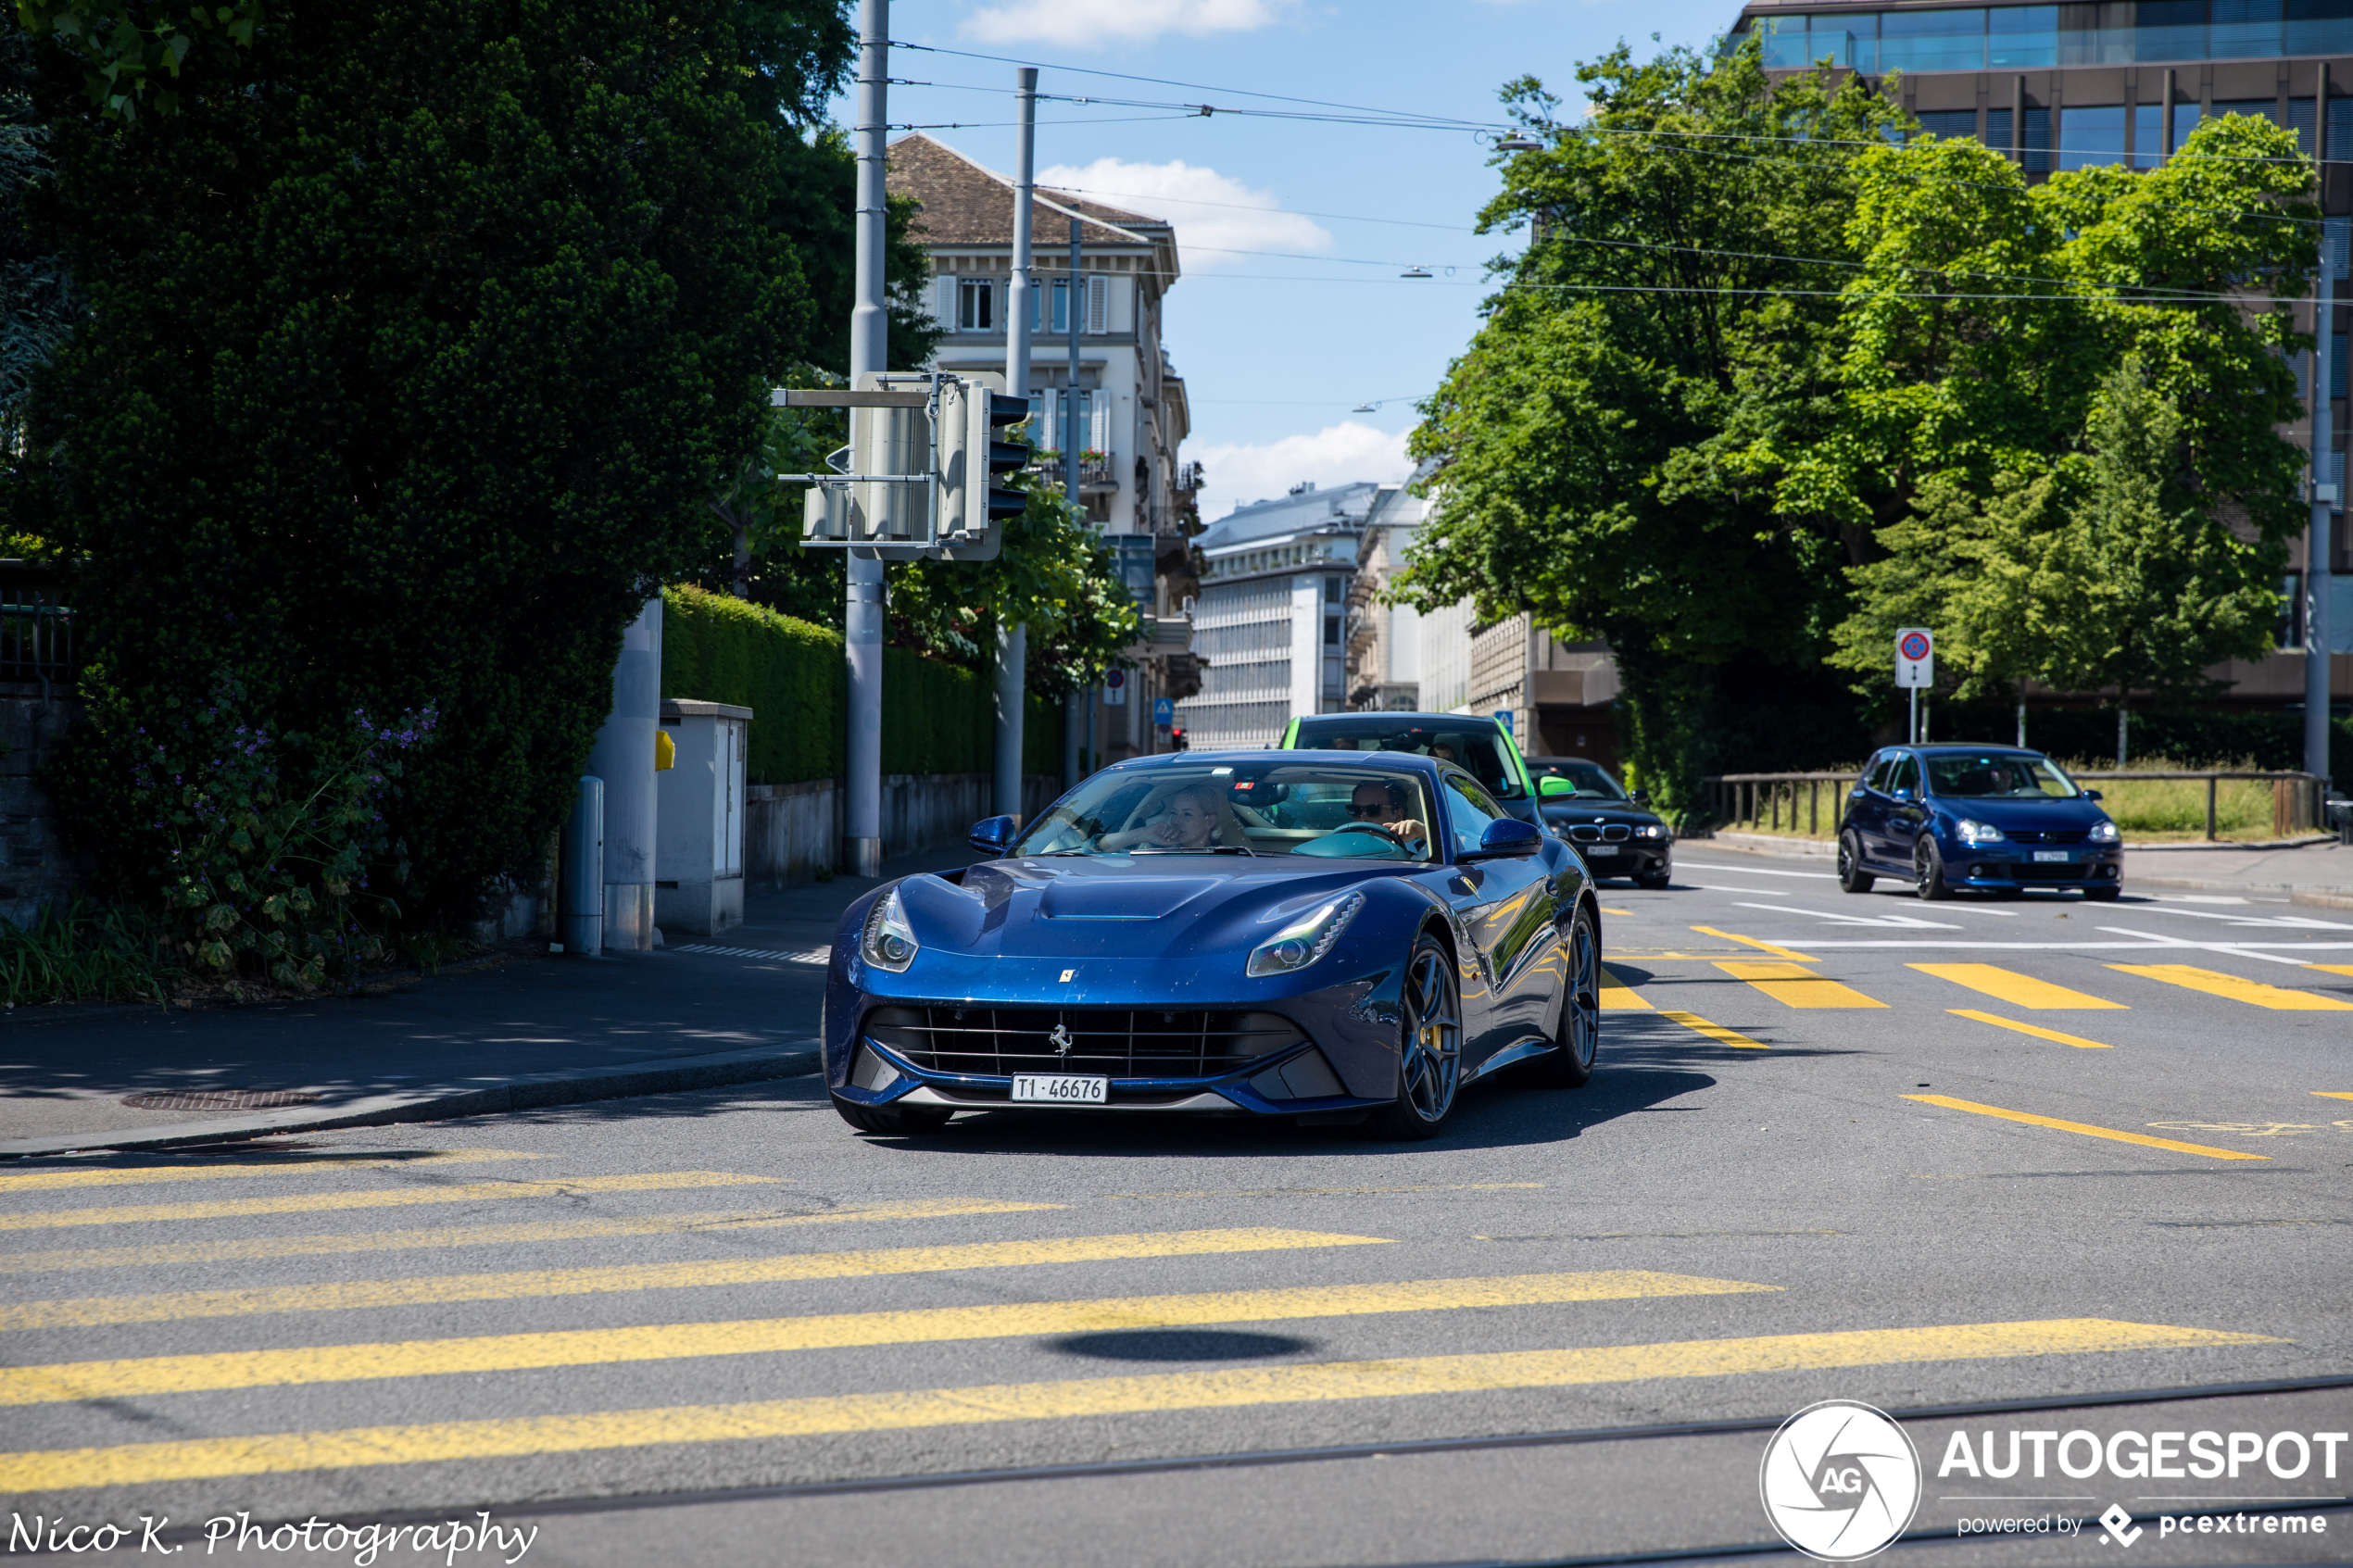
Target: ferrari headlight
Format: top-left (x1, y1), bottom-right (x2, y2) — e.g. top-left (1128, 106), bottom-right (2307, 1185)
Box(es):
top-left (2089, 820), bottom-right (2120, 843)
top-left (861, 886), bottom-right (919, 973)
top-left (1955, 818), bottom-right (2006, 845)
top-left (1247, 892), bottom-right (1365, 978)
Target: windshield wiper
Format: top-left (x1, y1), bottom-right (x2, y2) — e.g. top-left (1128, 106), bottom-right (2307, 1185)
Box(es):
top-left (1134, 844), bottom-right (1257, 856)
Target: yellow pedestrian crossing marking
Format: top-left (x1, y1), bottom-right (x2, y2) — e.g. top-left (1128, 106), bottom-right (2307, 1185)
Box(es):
top-left (0, 1229), bottom-right (1391, 1330)
top-left (0, 1172), bottom-right (785, 1232)
top-left (1716, 961), bottom-right (1887, 1010)
top-left (2306, 965), bottom-right (2353, 977)
top-left (1691, 926), bottom-right (1817, 962)
top-left (1655, 1010), bottom-right (1769, 1049)
top-left (0, 1318), bottom-right (2271, 1490)
top-left (0, 1149), bottom-right (547, 1194)
top-left (2107, 964), bottom-right (2353, 1012)
top-left (1948, 1010), bottom-right (2113, 1049)
top-left (1909, 964), bottom-right (2125, 1010)
top-left (1903, 1095), bottom-right (2269, 1160)
top-left (1600, 967), bottom-right (1652, 1010)
top-left (2315, 1091), bottom-right (2353, 1102)
top-left (0, 1198), bottom-right (1065, 1276)
top-left (0, 1271), bottom-right (1779, 1407)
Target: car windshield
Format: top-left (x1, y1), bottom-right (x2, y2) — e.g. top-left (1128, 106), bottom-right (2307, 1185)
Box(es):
top-left (1535, 762), bottom-right (1627, 801)
top-left (1293, 720), bottom-right (1522, 799)
top-left (1015, 764), bottom-right (1436, 861)
top-left (1924, 752), bottom-right (2081, 798)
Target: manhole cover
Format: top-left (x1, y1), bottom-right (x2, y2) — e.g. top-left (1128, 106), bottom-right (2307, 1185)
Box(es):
top-left (120, 1089), bottom-right (323, 1112)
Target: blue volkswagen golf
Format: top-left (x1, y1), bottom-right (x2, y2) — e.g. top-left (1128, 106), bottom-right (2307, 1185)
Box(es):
top-left (1836, 746), bottom-right (2124, 900)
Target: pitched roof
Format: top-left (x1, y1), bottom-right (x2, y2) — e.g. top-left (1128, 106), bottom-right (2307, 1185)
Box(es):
top-left (1198, 482), bottom-right (1384, 546)
top-left (887, 133), bottom-right (1167, 249)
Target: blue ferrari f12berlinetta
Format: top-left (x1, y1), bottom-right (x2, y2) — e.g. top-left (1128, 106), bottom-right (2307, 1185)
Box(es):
top-left (824, 749), bottom-right (1604, 1139)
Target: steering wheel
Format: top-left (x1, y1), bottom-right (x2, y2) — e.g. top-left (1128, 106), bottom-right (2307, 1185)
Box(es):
top-left (1328, 821), bottom-right (1409, 848)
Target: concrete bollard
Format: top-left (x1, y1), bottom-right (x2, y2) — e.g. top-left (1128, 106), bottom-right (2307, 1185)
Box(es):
top-left (560, 775), bottom-right (604, 955)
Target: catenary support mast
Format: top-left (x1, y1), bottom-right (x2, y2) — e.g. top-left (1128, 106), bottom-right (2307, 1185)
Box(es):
top-left (843, 0), bottom-right (887, 878)
top-left (2309, 67), bottom-right (2337, 790)
top-left (993, 67), bottom-right (1038, 823)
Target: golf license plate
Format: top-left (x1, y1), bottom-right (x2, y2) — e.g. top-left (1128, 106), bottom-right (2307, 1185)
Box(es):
top-left (2032, 849), bottom-right (2070, 862)
top-left (1012, 1073), bottom-right (1108, 1104)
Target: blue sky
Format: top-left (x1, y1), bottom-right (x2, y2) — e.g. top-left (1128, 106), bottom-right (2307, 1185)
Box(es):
top-left (843, 0), bottom-right (1740, 519)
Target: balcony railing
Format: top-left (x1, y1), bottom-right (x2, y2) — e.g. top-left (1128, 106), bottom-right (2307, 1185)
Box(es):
top-left (0, 561), bottom-right (77, 690)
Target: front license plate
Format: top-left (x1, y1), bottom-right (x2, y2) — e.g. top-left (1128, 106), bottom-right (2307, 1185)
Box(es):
top-left (1585, 845), bottom-right (1618, 857)
top-left (2032, 849), bottom-right (2070, 862)
top-left (1012, 1073), bottom-right (1108, 1104)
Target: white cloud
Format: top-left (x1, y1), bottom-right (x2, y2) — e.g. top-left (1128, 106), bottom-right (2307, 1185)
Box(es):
top-left (963, 0), bottom-right (1288, 48)
top-left (1036, 158), bottom-right (1330, 270)
top-left (1192, 421), bottom-right (1413, 523)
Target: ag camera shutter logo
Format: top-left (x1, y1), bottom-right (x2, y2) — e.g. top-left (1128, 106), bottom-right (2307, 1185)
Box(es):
top-left (1760, 1399), bottom-right (1923, 1561)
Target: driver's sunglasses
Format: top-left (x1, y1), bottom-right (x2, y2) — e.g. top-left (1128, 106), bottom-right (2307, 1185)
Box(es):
top-left (1347, 802), bottom-right (1390, 818)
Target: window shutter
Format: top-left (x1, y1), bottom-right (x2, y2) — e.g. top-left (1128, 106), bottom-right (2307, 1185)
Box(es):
top-left (1091, 395), bottom-right (1109, 454)
top-left (935, 274), bottom-right (957, 328)
top-left (1039, 389), bottom-right (1059, 452)
top-left (1087, 275), bottom-right (1109, 333)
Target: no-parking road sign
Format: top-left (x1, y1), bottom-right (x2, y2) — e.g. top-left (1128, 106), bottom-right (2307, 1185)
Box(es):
top-left (1895, 628), bottom-right (1934, 689)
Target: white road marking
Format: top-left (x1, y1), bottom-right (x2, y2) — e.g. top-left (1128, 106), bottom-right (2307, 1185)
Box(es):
top-left (2091, 928), bottom-right (2331, 967)
top-left (1719, 936), bottom-right (2353, 954)
top-left (673, 946), bottom-right (831, 964)
top-left (2114, 906), bottom-right (2353, 932)
top-left (1691, 885), bottom-right (1800, 897)
top-left (1730, 903), bottom-right (1962, 930)
top-left (1678, 861), bottom-right (1838, 880)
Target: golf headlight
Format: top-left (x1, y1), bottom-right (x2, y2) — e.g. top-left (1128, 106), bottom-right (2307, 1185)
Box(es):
top-left (1247, 892), bottom-right (1365, 978)
top-left (1955, 819), bottom-right (2006, 845)
top-left (2089, 820), bottom-right (2120, 843)
top-left (861, 886), bottom-right (919, 973)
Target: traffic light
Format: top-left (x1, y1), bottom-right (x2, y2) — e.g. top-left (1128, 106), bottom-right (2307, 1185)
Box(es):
top-left (934, 374), bottom-right (1029, 561)
top-left (1170, 727), bottom-right (1188, 752)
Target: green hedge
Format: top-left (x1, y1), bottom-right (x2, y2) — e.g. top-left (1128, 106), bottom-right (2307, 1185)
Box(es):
top-left (662, 585), bottom-right (1064, 784)
top-left (1935, 701), bottom-right (2351, 777)
top-left (662, 586), bottom-right (844, 784)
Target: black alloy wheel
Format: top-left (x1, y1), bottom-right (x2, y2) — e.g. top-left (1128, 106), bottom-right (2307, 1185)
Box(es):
top-left (1517, 903), bottom-right (1599, 1088)
top-left (832, 1096), bottom-right (954, 1135)
top-left (1914, 838), bottom-right (1954, 901)
top-left (1366, 933), bottom-right (1464, 1140)
top-left (1837, 832), bottom-right (1875, 894)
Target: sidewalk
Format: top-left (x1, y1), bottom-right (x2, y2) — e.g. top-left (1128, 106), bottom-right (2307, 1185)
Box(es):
top-left (1697, 831), bottom-right (2353, 909)
top-left (0, 845), bottom-right (975, 1158)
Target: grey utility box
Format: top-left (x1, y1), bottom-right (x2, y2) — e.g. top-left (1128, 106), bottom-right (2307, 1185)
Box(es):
top-left (655, 698), bottom-right (751, 936)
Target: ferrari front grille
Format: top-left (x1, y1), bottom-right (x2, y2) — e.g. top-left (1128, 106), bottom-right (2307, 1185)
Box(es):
top-left (862, 1006), bottom-right (1304, 1080)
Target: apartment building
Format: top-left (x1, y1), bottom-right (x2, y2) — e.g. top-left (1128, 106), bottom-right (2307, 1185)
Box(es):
top-left (1730, 0), bottom-right (2353, 701)
top-left (887, 133), bottom-right (1200, 761)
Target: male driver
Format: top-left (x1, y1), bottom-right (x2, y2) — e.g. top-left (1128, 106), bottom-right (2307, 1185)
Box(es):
top-left (1344, 779), bottom-right (1427, 848)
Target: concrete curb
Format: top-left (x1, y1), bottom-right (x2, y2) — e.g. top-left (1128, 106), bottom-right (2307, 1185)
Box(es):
top-left (1696, 832), bottom-right (1836, 859)
top-left (0, 1041), bottom-right (823, 1160)
top-left (2128, 878), bottom-right (2353, 911)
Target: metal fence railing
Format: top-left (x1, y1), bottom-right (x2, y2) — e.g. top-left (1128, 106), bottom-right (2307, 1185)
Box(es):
top-left (0, 561), bottom-right (76, 691)
top-left (1701, 768), bottom-right (2334, 842)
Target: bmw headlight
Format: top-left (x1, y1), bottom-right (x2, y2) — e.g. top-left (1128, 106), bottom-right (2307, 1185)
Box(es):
top-left (1634, 824), bottom-right (1665, 839)
top-left (1247, 892), bottom-right (1365, 978)
top-left (2089, 820), bottom-right (2120, 843)
top-left (861, 886), bottom-right (919, 973)
top-left (1955, 818), bottom-right (2006, 845)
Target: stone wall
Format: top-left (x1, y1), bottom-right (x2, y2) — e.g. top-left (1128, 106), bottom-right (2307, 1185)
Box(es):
top-left (0, 694), bottom-right (88, 928)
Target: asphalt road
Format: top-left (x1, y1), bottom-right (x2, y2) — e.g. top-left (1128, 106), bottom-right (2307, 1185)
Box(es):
top-left (3, 844), bottom-right (2349, 1566)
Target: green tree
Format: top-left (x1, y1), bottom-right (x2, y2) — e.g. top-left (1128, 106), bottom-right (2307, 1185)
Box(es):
top-left (1395, 46), bottom-right (1907, 809)
top-left (10, 0), bottom-right (835, 944)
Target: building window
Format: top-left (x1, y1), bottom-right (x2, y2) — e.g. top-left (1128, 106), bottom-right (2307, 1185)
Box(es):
top-left (959, 278), bottom-right (994, 332)
top-left (2061, 105), bottom-right (2129, 170)
top-left (1036, 280), bottom-right (1071, 334)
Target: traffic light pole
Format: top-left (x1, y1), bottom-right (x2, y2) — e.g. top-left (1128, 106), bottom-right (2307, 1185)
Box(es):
top-left (993, 67), bottom-right (1037, 824)
top-left (844, 0), bottom-right (887, 879)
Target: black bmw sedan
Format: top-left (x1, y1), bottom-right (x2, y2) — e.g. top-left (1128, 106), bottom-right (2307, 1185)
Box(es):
top-left (1528, 756), bottom-right (1673, 889)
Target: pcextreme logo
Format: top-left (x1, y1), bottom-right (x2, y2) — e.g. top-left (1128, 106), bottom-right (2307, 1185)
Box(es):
top-left (1759, 1400), bottom-right (1924, 1562)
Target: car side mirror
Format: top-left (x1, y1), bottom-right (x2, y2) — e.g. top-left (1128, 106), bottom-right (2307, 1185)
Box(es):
top-left (1540, 776), bottom-right (1576, 798)
top-left (1460, 818), bottom-right (1543, 860)
top-left (1893, 787), bottom-right (1915, 803)
top-left (1629, 790), bottom-right (1649, 807)
top-left (2084, 788), bottom-right (2103, 801)
top-left (967, 814), bottom-right (1020, 856)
